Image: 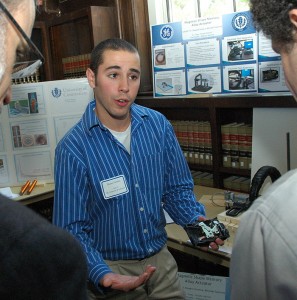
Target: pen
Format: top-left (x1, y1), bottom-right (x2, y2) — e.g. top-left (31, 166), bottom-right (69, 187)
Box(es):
top-left (19, 180), bottom-right (31, 196)
top-left (27, 179), bottom-right (38, 194)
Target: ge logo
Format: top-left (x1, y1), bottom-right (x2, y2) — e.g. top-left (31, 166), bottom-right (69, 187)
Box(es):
top-left (232, 13), bottom-right (249, 32)
top-left (160, 25), bottom-right (174, 41)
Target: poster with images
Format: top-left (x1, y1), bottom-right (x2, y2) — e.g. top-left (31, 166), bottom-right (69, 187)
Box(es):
top-left (151, 11), bottom-right (289, 98)
top-left (0, 78), bottom-right (93, 187)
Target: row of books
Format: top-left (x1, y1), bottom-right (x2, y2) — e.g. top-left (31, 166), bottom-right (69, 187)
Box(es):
top-left (191, 171), bottom-right (214, 187)
top-left (221, 122), bottom-right (252, 170)
top-left (62, 53), bottom-right (91, 79)
top-left (223, 175), bottom-right (250, 193)
top-left (170, 120), bottom-right (212, 166)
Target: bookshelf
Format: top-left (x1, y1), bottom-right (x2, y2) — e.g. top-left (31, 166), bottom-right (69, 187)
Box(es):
top-left (135, 94), bottom-right (297, 191)
top-left (47, 6), bottom-right (119, 80)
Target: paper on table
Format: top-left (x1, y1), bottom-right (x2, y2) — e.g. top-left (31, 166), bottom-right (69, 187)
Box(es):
top-left (0, 187), bottom-right (19, 199)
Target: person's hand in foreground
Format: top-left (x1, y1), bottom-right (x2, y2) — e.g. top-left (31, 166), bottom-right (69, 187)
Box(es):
top-left (198, 216), bottom-right (224, 251)
top-left (100, 265), bottom-right (156, 292)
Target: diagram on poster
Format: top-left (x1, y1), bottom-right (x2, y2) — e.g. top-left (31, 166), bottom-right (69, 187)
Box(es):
top-left (14, 151), bottom-right (53, 182)
top-left (188, 67), bottom-right (222, 94)
top-left (155, 70), bottom-right (186, 96)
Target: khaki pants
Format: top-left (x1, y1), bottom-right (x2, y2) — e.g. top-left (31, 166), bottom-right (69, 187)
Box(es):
top-left (88, 246), bottom-right (185, 299)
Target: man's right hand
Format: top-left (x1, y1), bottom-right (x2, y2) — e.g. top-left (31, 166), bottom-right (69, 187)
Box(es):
top-left (100, 265), bottom-right (156, 292)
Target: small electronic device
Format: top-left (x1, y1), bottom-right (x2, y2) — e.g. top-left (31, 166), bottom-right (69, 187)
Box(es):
top-left (224, 165), bottom-right (282, 217)
top-left (184, 218), bottom-right (230, 247)
top-left (224, 191), bottom-right (250, 216)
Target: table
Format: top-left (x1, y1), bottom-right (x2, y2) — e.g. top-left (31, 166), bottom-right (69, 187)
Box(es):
top-left (12, 183), bottom-right (54, 206)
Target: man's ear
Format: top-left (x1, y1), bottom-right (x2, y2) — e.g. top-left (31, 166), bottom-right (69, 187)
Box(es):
top-left (289, 8), bottom-right (297, 29)
top-left (86, 68), bottom-right (95, 88)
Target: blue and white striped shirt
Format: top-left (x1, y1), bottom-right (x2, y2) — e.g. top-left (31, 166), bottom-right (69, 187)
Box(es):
top-left (53, 100), bottom-right (205, 286)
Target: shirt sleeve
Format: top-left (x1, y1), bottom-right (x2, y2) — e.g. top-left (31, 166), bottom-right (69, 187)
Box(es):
top-left (162, 121), bottom-right (206, 226)
top-left (53, 144), bottom-right (112, 289)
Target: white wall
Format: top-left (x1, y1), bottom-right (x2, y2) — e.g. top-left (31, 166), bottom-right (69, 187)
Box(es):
top-left (252, 107), bottom-right (297, 190)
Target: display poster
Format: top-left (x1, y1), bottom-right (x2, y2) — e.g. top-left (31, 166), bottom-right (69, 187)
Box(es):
top-left (0, 78), bottom-right (93, 187)
top-left (151, 11), bottom-right (289, 97)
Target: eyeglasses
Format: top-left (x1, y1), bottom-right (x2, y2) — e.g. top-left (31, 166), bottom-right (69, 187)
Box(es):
top-left (0, 1), bottom-right (44, 79)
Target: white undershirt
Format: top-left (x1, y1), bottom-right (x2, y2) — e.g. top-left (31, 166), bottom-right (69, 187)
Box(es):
top-left (108, 124), bottom-right (131, 154)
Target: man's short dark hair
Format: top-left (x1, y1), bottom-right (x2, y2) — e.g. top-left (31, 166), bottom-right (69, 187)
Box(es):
top-left (90, 38), bottom-right (139, 75)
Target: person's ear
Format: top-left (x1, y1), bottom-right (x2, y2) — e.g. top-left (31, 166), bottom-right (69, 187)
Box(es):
top-left (289, 8), bottom-right (297, 29)
top-left (86, 68), bottom-right (95, 88)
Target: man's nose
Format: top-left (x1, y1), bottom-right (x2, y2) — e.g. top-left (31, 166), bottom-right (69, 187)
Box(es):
top-left (119, 78), bottom-right (129, 93)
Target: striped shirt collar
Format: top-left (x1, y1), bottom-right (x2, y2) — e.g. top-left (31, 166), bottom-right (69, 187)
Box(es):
top-left (82, 99), bottom-right (149, 136)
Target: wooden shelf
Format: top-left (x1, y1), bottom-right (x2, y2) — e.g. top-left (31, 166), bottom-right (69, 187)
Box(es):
top-left (48, 6), bottom-right (119, 80)
top-left (136, 94), bottom-right (297, 190)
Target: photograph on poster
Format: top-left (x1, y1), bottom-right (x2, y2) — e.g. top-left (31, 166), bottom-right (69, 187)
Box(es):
top-left (155, 49), bottom-right (166, 66)
top-left (223, 64), bottom-right (257, 93)
top-left (187, 67), bottom-right (222, 94)
top-left (153, 43), bottom-right (185, 70)
top-left (9, 84), bottom-right (46, 117)
top-left (10, 119), bottom-right (49, 150)
top-left (259, 61), bottom-right (288, 93)
top-left (228, 69), bottom-right (254, 90)
top-left (222, 34), bottom-right (257, 64)
top-left (227, 39), bottom-right (254, 61)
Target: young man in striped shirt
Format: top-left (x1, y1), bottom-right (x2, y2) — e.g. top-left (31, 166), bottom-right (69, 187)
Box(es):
top-left (53, 38), bottom-right (223, 299)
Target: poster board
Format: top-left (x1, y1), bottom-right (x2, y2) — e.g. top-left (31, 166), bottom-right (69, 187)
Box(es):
top-left (0, 78), bottom-right (93, 187)
top-left (151, 11), bottom-right (289, 98)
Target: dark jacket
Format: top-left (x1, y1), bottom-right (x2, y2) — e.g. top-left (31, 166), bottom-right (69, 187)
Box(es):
top-left (0, 194), bottom-right (88, 299)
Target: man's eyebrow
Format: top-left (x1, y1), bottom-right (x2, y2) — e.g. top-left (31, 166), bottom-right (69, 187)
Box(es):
top-left (105, 65), bottom-right (140, 74)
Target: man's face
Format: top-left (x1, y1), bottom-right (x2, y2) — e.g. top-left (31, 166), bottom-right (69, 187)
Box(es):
top-left (0, 0), bottom-right (36, 110)
top-left (87, 49), bottom-right (141, 130)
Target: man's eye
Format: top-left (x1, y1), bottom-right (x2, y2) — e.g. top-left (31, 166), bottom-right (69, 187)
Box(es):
top-left (130, 74), bottom-right (139, 81)
top-left (108, 73), bottom-right (117, 79)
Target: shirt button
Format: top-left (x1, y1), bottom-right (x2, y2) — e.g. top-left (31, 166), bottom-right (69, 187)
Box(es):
top-left (140, 207), bottom-right (144, 212)
top-left (135, 183), bottom-right (139, 188)
top-left (148, 248), bottom-right (153, 253)
top-left (143, 229), bottom-right (148, 233)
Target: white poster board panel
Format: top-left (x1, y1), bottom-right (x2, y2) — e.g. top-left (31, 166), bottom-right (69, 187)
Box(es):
top-left (252, 108), bottom-right (297, 189)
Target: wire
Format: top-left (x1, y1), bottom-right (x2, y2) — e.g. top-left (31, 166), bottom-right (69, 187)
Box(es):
top-left (209, 192), bottom-right (226, 207)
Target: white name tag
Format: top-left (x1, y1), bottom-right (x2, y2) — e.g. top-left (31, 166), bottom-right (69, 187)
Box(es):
top-left (100, 175), bottom-right (129, 199)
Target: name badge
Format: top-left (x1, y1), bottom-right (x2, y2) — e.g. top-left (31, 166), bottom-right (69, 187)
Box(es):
top-left (100, 175), bottom-right (129, 199)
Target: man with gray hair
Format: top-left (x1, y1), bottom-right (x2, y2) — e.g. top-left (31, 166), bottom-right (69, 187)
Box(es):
top-left (0, 1), bottom-right (88, 298)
